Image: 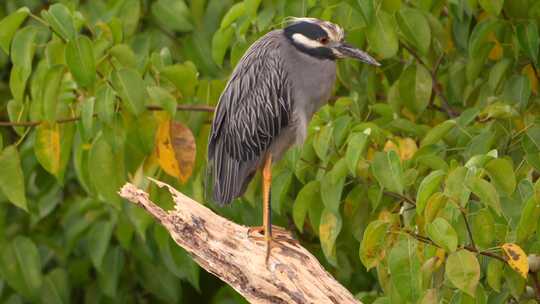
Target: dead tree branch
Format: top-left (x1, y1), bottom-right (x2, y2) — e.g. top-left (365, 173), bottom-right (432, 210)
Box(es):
top-left (118, 179), bottom-right (360, 304)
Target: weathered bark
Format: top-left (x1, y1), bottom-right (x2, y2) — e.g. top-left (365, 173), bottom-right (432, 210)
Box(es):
top-left (119, 179), bottom-right (361, 304)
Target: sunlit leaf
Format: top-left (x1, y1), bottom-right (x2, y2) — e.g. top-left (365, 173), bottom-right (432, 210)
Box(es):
top-left (426, 217), bottom-right (457, 252)
top-left (371, 150), bottom-right (404, 194)
top-left (111, 68), bottom-right (147, 116)
top-left (41, 3), bottom-right (76, 41)
top-left (293, 181), bottom-right (320, 233)
top-left (155, 116), bottom-right (196, 183)
top-left (416, 170), bottom-right (445, 214)
top-left (0, 236), bottom-right (42, 300)
top-left (446, 250), bottom-right (480, 297)
top-left (35, 122), bottom-right (61, 175)
top-left (319, 208), bottom-right (342, 266)
top-left (399, 63), bottom-right (432, 114)
top-left (360, 220), bottom-right (389, 270)
top-left (502, 243), bottom-right (529, 279)
top-left (467, 176), bottom-right (502, 215)
top-left (65, 36), bottom-right (96, 88)
top-left (0, 7), bottom-right (30, 55)
top-left (0, 146), bottom-right (27, 211)
top-left (388, 237), bottom-right (422, 302)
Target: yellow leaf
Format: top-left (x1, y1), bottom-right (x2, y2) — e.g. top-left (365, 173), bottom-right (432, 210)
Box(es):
top-left (156, 118), bottom-right (180, 178)
top-left (154, 116), bottom-right (196, 183)
top-left (35, 122), bottom-right (61, 175)
top-left (398, 137), bottom-right (418, 160)
top-left (366, 147), bottom-right (376, 161)
top-left (170, 121), bottom-right (196, 183)
top-left (383, 140), bottom-right (399, 155)
top-left (502, 243), bottom-right (529, 279)
top-left (488, 39), bottom-right (503, 61)
top-left (522, 64), bottom-right (538, 95)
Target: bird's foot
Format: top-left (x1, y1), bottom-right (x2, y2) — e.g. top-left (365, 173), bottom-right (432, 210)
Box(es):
top-left (247, 226), bottom-right (292, 265)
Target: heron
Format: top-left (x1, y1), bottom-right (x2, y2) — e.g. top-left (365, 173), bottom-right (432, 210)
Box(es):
top-left (208, 17), bottom-right (380, 262)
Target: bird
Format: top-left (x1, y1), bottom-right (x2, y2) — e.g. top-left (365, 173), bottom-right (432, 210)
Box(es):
top-left (207, 17), bottom-right (380, 262)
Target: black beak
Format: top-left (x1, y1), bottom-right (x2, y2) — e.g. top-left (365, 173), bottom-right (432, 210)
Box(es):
top-left (334, 42), bottom-right (380, 66)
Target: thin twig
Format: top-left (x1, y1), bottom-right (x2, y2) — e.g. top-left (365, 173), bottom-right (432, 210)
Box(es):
top-left (400, 42), bottom-right (457, 118)
top-left (407, 230), bottom-right (506, 262)
top-left (460, 207), bottom-right (477, 250)
top-left (0, 104), bottom-right (215, 127)
top-left (384, 191), bottom-right (416, 206)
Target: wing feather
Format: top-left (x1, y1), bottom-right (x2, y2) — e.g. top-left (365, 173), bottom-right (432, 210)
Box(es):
top-left (207, 30), bottom-right (293, 204)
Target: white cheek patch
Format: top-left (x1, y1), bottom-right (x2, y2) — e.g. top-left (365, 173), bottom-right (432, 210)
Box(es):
top-left (291, 33), bottom-right (323, 49)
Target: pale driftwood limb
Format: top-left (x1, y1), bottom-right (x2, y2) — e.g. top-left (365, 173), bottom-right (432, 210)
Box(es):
top-left (118, 179), bottom-right (361, 304)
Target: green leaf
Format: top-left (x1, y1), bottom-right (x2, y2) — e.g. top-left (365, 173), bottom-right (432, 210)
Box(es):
top-left (396, 7), bottom-right (431, 55)
top-left (420, 120), bottom-right (456, 147)
top-left (359, 220), bottom-right (389, 270)
top-left (0, 7), bottom-right (30, 55)
top-left (0, 146), bottom-right (27, 211)
top-left (293, 181), bottom-right (320, 233)
top-left (95, 85), bottom-right (116, 125)
top-left (151, 0), bottom-right (193, 32)
top-left (503, 75), bottom-right (531, 109)
top-left (416, 170), bottom-right (445, 214)
top-left (41, 65), bottom-right (65, 122)
top-left (313, 124), bottom-right (333, 161)
top-left (111, 68), bottom-right (147, 116)
top-left (0, 236), bottom-right (42, 301)
top-left (41, 268), bottom-right (69, 304)
top-left (467, 176), bottom-right (502, 215)
top-left (138, 260), bottom-right (181, 303)
top-left (487, 259), bottom-right (503, 292)
top-left (471, 208), bottom-right (494, 249)
top-left (41, 4), bottom-right (76, 41)
top-left (65, 36), bottom-right (96, 88)
top-left (446, 250), bottom-right (480, 297)
top-left (388, 237), bottom-right (422, 302)
top-left (80, 97), bottom-right (95, 141)
top-left (371, 150), bottom-right (404, 194)
top-left (366, 10), bottom-right (398, 59)
top-left (98, 246), bottom-right (124, 299)
top-left (399, 63), bottom-right (432, 114)
top-left (346, 131), bottom-right (369, 176)
top-left (516, 197), bottom-right (540, 243)
top-left (484, 158), bottom-right (516, 195)
top-left (517, 21), bottom-right (539, 66)
top-left (211, 27), bottom-right (234, 67)
top-left (109, 44), bottom-right (137, 68)
top-left (87, 220), bottom-right (114, 271)
top-left (444, 166), bottom-right (471, 207)
top-left (426, 217), bottom-right (458, 252)
top-left (220, 3), bottom-right (246, 28)
top-left (319, 208), bottom-right (342, 266)
top-left (469, 19), bottom-right (499, 58)
top-left (161, 63), bottom-right (198, 98)
top-left (10, 26), bottom-right (38, 101)
top-left (321, 159), bottom-right (348, 213)
top-left (89, 133), bottom-right (124, 207)
top-left (479, 0), bottom-right (504, 15)
top-left (147, 86), bottom-right (177, 117)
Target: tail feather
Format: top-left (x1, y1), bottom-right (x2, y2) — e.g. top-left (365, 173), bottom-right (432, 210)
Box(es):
top-left (207, 140), bottom-right (259, 205)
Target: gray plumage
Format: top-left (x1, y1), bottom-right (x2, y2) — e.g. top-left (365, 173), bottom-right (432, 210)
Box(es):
top-left (208, 29), bottom-right (336, 205)
top-left (207, 18), bottom-right (379, 205)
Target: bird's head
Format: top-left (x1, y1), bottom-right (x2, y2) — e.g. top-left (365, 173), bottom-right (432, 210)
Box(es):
top-left (283, 17), bottom-right (380, 66)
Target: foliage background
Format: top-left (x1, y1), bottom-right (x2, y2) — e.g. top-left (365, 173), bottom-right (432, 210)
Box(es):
top-left (1, 0), bottom-right (540, 303)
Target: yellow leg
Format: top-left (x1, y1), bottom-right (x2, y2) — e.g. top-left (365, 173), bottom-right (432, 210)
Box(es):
top-left (262, 154), bottom-right (273, 263)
